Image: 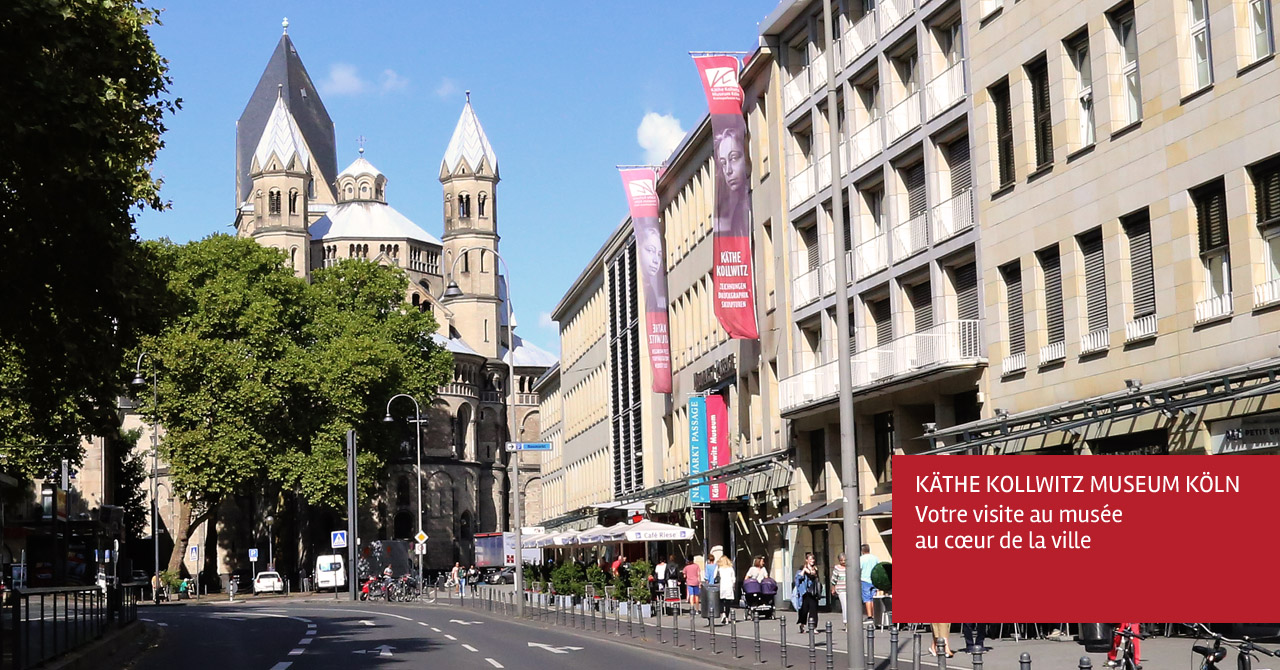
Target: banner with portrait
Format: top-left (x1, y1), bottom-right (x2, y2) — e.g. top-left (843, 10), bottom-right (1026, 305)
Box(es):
top-left (619, 168), bottom-right (672, 394)
top-left (693, 54), bottom-right (759, 340)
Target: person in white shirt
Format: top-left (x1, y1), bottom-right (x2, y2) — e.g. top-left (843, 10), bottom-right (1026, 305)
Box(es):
top-left (744, 555), bottom-right (768, 582)
top-left (716, 555), bottom-right (736, 625)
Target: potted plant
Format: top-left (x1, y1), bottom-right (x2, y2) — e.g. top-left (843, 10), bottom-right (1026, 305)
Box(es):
top-left (628, 560), bottom-right (654, 617)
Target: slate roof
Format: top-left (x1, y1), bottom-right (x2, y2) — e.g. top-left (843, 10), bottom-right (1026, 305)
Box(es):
top-left (252, 93), bottom-right (310, 171)
top-left (309, 201), bottom-right (442, 245)
top-left (441, 99), bottom-right (498, 175)
top-left (501, 333), bottom-right (558, 368)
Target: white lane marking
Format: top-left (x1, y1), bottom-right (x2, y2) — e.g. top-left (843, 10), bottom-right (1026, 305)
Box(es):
top-left (307, 623), bottom-right (316, 629)
top-left (352, 645), bottom-right (395, 657)
top-left (431, 627), bottom-right (441, 633)
top-left (417, 622), bottom-right (429, 627)
top-left (359, 620), bottom-right (376, 627)
top-left (299, 638), bottom-right (313, 645)
top-left (485, 659), bottom-right (504, 668)
top-left (305, 630), bottom-right (316, 636)
top-left (157, 622), bottom-right (169, 627)
top-left (288, 648), bottom-right (305, 656)
top-left (269, 663), bottom-right (292, 670)
top-left (527, 642), bottom-right (583, 654)
top-left (444, 634), bottom-right (457, 640)
top-left (450, 619), bottom-right (483, 625)
top-left (462, 644), bottom-right (478, 652)
top-left (140, 618), bottom-right (154, 622)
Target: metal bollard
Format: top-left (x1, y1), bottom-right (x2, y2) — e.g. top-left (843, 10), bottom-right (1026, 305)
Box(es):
top-left (809, 625), bottom-right (817, 670)
top-left (891, 628), bottom-right (900, 670)
top-left (867, 626), bottom-right (876, 670)
top-left (826, 622), bottom-right (835, 670)
top-left (1019, 652), bottom-right (1032, 670)
top-left (640, 603), bottom-right (646, 641)
top-left (754, 615), bottom-right (762, 663)
top-left (781, 618), bottom-right (789, 668)
top-left (614, 599), bottom-right (621, 635)
top-left (673, 604), bottom-right (679, 647)
top-left (591, 599), bottom-right (597, 631)
top-left (691, 609), bottom-right (698, 650)
top-left (711, 615), bottom-right (718, 654)
top-left (657, 602), bottom-right (663, 644)
top-left (628, 602), bottom-right (635, 638)
top-left (1078, 657), bottom-right (1092, 670)
top-left (731, 616), bottom-right (739, 658)
top-left (938, 641), bottom-right (948, 670)
top-left (912, 631), bottom-right (922, 670)
top-left (972, 650), bottom-right (983, 670)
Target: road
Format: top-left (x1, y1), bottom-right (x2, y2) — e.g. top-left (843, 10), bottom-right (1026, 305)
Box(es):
top-left (132, 598), bottom-right (724, 670)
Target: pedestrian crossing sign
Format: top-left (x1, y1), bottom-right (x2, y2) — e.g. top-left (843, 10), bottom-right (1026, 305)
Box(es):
top-left (331, 530), bottom-right (348, 549)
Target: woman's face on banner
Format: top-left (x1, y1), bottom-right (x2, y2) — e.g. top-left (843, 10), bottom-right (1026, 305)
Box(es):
top-left (716, 131), bottom-right (748, 194)
top-left (642, 229), bottom-right (663, 277)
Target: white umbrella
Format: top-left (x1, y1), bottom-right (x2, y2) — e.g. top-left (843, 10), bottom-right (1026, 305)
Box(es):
top-left (619, 520), bottom-right (695, 543)
top-left (582, 522), bottom-right (630, 544)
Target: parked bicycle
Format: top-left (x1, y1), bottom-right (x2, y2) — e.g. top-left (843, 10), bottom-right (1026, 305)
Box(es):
top-left (1190, 623), bottom-right (1279, 670)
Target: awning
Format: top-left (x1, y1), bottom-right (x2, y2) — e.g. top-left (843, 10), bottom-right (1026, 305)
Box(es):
top-left (793, 498), bottom-right (846, 523)
top-left (762, 499), bottom-right (826, 526)
top-left (860, 500), bottom-right (892, 517)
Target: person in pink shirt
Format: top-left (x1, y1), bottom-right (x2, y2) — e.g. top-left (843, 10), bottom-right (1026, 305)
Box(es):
top-left (682, 555), bottom-right (703, 609)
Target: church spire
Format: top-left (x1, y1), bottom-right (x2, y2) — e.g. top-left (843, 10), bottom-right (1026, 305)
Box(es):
top-left (251, 88), bottom-right (310, 173)
top-left (441, 94), bottom-right (499, 178)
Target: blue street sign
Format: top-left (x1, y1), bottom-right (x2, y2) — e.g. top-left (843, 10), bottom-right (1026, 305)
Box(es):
top-left (505, 442), bottom-right (553, 452)
top-left (249, 548), bottom-right (259, 562)
top-left (330, 530), bottom-right (348, 549)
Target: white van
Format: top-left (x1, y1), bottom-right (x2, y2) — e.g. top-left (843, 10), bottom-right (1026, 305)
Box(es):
top-left (315, 554), bottom-right (346, 591)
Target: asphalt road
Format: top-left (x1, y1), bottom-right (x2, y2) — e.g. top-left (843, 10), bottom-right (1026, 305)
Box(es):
top-left (133, 599), bottom-right (725, 670)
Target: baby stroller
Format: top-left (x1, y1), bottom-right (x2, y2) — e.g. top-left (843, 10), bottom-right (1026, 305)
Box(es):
top-left (743, 577), bottom-right (778, 619)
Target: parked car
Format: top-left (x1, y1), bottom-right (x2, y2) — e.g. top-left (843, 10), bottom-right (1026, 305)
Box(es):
top-left (486, 567), bottom-right (515, 585)
top-left (253, 571), bottom-right (284, 594)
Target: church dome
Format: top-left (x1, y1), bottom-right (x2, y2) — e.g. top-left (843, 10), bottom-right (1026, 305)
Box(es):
top-left (309, 201), bottom-right (442, 246)
top-left (335, 150), bottom-right (388, 203)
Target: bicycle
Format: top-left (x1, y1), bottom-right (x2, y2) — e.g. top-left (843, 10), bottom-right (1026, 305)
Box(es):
top-left (1105, 624), bottom-right (1146, 670)
top-left (1189, 623), bottom-right (1279, 670)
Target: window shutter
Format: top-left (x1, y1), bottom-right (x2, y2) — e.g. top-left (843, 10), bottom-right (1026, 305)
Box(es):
top-left (848, 312), bottom-right (858, 356)
top-left (1124, 213), bottom-right (1156, 318)
top-left (993, 83), bottom-right (1015, 186)
top-left (1254, 157), bottom-right (1280, 227)
top-left (1081, 229), bottom-right (1108, 331)
top-left (906, 163), bottom-right (927, 217)
top-left (1195, 181), bottom-right (1229, 253)
top-left (842, 203), bottom-right (852, 252)
top-left (1038, 247), bottom-right (1065, 344)
top-left (1029, 59), bottom-right (1053, 167)
top-left (1002, 262), bottom-right (1025, 355)
top-left (949, 139), bottom-right (972, 196)
top-left (912, 281), bottom-right (933, 331)
top-left (954, 262), bottom-right (979, 321)
top-left (872, 299), bottom-right (892, 346)
top-left (802, 226), bottom-right (820, 269)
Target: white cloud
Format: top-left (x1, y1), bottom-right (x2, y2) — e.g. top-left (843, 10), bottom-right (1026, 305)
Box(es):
top-left (435, 77), bottom-right (459, 99)
top-left (538, 312), bottom-right (556, 329)
top-left (380, 69), bottom-right (409, 93)
top-left (637, 112), bottom-right (686, 165)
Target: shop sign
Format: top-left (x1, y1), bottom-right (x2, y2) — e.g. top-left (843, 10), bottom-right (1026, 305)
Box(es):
top-left (1212, 413), bottom-right (1280, 454)
top-left (694, 354), bottom-right (736, 391)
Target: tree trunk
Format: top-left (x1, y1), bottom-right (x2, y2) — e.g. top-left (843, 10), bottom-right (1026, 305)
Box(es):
top-left (167, 500), bottom-right (215, 576)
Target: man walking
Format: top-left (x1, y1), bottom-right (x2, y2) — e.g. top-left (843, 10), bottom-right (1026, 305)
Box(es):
top-left (859, 544), bottom-right (879, 622)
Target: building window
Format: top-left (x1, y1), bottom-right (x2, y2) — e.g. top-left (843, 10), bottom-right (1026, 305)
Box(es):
top-left (1079, 228), bottom-right (1108, 334)
top-left (1250, 0), bottom-right (1275, 61)
top-left (872, 412), bottom-right (893, 485)
top-left (1114, 8), bottom-right (1142, 124)
top-left (288, 189), bottom-right (299, 215)
top-left (1067, 33), bottom-right (1095, 146)
top-left (478, 193), bottom-right (487, 217)
top-left (1123, 210), bottom-right (1156, 319)
top-left (1037, 246), bottom-right (1065, 346)
top-left (1027, 57), bottom-right (1053, 168)
top-left (1194, 179), bottom-right (1231, 300)
top-left (1253, 157), bottom-right (1280, 282)
top-left (953, 261), bottom-right (979, 322)
top-left (991, 81), bottom-right (1015, 187)
top-left (1188, 0), bottom-right (1212, 90)
top-left (459, 194), bottom-right (471, 218)
top-left (1001, 261), bottom-right (1025, 356)
top-left (268, 189), bottom-right (281, 215)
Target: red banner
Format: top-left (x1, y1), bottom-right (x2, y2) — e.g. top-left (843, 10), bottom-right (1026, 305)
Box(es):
top-left (693, 55), bottom-right (758, 340)
top-left (894, 454), bottom-right (1280, 621)
top-left (620, 168), bottom-right (672, 394)
top-left (706, 394), bottom-right (730, 501)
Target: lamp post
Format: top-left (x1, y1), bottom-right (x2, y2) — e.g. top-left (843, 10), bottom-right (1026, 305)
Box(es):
top-left (266, 515), bottom-right (274, 570)
top-left (442, 246), bottom-right (522, 617)
top-left (130, 352), bottom-right (161, 602)
top-left (384, 394), bottom-right (424, 592)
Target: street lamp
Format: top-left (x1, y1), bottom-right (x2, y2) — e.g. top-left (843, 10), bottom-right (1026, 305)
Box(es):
top-left (131, 352), bottom-right (161, 602)
top-left (265, 515), bottom-right (274, 570)
top-left (442, 246), bottom-right (523, 616)
top-left (384, 394), bottom-right (423, 592)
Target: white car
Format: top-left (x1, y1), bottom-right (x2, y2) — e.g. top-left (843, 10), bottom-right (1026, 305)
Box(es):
top-left (253, 571), bottom-right (284, 594)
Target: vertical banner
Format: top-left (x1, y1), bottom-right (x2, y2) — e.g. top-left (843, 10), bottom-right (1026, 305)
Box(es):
top-left (705, 394), bottom-right (731, 501)
top-left (619, 168), bottom-right (673, 393)
top-left (693, 54), bottom-right (759, 340)
top-left (689, 396), bottom-right (709, 504)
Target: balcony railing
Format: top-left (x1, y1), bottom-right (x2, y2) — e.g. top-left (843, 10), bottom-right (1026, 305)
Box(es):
top-left (821, 260), bottom-right (836, 295)
top-left (925, 60), bottom-right (966, 119)
top-left (442, 382), bottom-right (478, 398)
top-left (848, 118), bottom-right (884, 169)
top-left (878, 0), bottom-right (914, 36)
top-left (886, 92), bottom-right (921, 144)
top-left (891, 212), bottom-right (929, 261)
top-left (784, 70), bottom-right (810, 112)
top-left (788, 162), bottom-right (816, 208)
top-left (779, 320), bottom-right (984, 413)
top-left (931, 189), bottom-right (974, 242)
top-left (792, 265), bottom-right (823, 308)
top-left (481, 391), bottom-right (503, 403)
top-left (854, 233), bottom-right (889, 279)
top-left (1255, 277), bottom-right (1280, 309)
top-left (812, 52), bottom-right (830, 93)
top-left (1039, 340), bottom-right (1066, 366)
top-left (815, 152), bottom-right (832, 191)
top-left (1195, 293), bottom-right (1232, 323)
top-left (843, 13), bottom-right (877, 66)
top-left (1080, 327), bottom-right (1110, 355)
top-left (1000, 352), bottom-right (1027, 376)
top-left (1124, 313), bottom-right (1157, 342)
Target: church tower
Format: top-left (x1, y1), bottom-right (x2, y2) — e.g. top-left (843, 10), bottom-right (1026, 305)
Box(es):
top-left (440, 93), bottom-right (503, 360)
top-left (237, 87), bottom-right (313, 278)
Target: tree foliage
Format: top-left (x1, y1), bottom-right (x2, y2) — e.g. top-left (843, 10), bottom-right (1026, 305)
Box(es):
top-left (0, 0), bottom-right (178, 474)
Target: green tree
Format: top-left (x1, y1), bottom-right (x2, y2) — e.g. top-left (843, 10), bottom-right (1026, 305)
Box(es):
top-left (0, 1), bottom-right (178, 473)
top-left (112, 428), bottom-right (149, 541)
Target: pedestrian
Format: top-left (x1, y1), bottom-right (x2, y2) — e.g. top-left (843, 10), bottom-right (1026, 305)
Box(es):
top-left (744, 555), bottom-right (768, 582)
top-left (859, 544), bottom-right (880, 622)
top-left (150, 573), bottom-right (161, 604)
top-left (616, 555), bottom-right (629, 583)
top-left (792, 552), bottom-right (819, 633)
top-left (962, 624), bottom-right (987, 654)
top-left (716, 555), bottom-right (736, 625)
top-left (652, 556), bottom-right (668, 600)
top-left (610, 554), bottom-right (623, 577)
top-left (179, 577), bottom-right (190, 599)
top-left (468, 565), bottom-right (480, 595)
top-left (832, 553), bottom-right (848, 630)
top-left (1106, 623), bottom-right (1141, 668)
top-left (930, 623), bottom-right (955, 657)
top-left (450, 562), bottom-right (461, 594)
top-left (683, 554), bottom-right (702, 609)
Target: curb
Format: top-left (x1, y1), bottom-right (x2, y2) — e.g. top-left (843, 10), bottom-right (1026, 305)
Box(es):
top-left (40, 620), bottom-right (158, 670)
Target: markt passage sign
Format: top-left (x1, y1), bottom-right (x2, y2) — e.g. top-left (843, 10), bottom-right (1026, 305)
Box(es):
top-left (894, 455), bottom-right (1280, 621)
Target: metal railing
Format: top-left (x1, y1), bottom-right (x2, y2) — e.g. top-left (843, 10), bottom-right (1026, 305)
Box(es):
top-left (441, 382), bottom-right (478, 398)
top-left (848, 118), bottom-right (884, 168)
top-left (1039, 340), bottom-right (1066, 366)
top-left (854, 233), bottom-right (889, 279)
top-left (843, 12), bottom-right (877, 65)
top-left (1255, 277), bottom-right (1280, 308)
top-left (788, 162), bottom-right (816, 208)
top-left (1195, 293), bottom-right (1232, 324)
top-left (2, 583), bottom-right (142, 670)
top-left (878, 0), bottom-right (914, 36)
top-left (1124, 314), bottom-right (1157, 342)
top-left (892, 212), bottom-right (930, 261)
top-left (1080, 327), bottom-right (1110, 354)
top-left (1001, 352), bottom-right (1027, 376)
top-left (925, 60), bottom-right (966, 119)
top-left (791, 265), bottom-right (823, 308)
top-left (783, 70), bottom-right (810, 112)
top-left (931, 189), bottom-right (973, 243)
top-left (886, 92), bottom-right (921, 144)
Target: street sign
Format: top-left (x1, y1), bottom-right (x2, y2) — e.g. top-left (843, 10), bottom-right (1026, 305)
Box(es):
top-left (414, 542), bottom-right (426, 555)
top-left (505, 442), bottom-right (553, 452)
top-left (330, 530), bottom-right (347, 549)
top-left (414, 530), bottom-right (428, 543)
top-left (249, 548), bottom-right (258, 562)
top-left (188, 546), bottom-right (199, 563)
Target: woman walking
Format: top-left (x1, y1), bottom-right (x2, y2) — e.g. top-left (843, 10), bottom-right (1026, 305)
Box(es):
top-left (832, 553), bottom-right (848, 630)
top-left (683, 554), bottom-right (703, 609)
top-left (716, 555), bottom-right (736, 625)
top-left (793, 552), bottom-right (820, 633)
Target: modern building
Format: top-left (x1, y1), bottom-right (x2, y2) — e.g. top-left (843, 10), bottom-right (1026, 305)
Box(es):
top-left (926, 0), bottom-right (1280, 456)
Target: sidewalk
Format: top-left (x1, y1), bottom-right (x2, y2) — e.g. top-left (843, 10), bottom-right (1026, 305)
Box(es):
top-left (450, 587), bottom-right (1207, 670)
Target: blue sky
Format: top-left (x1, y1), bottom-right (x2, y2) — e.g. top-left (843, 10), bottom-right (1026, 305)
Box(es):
top-left (137, 1), bottom-right (778, 356)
